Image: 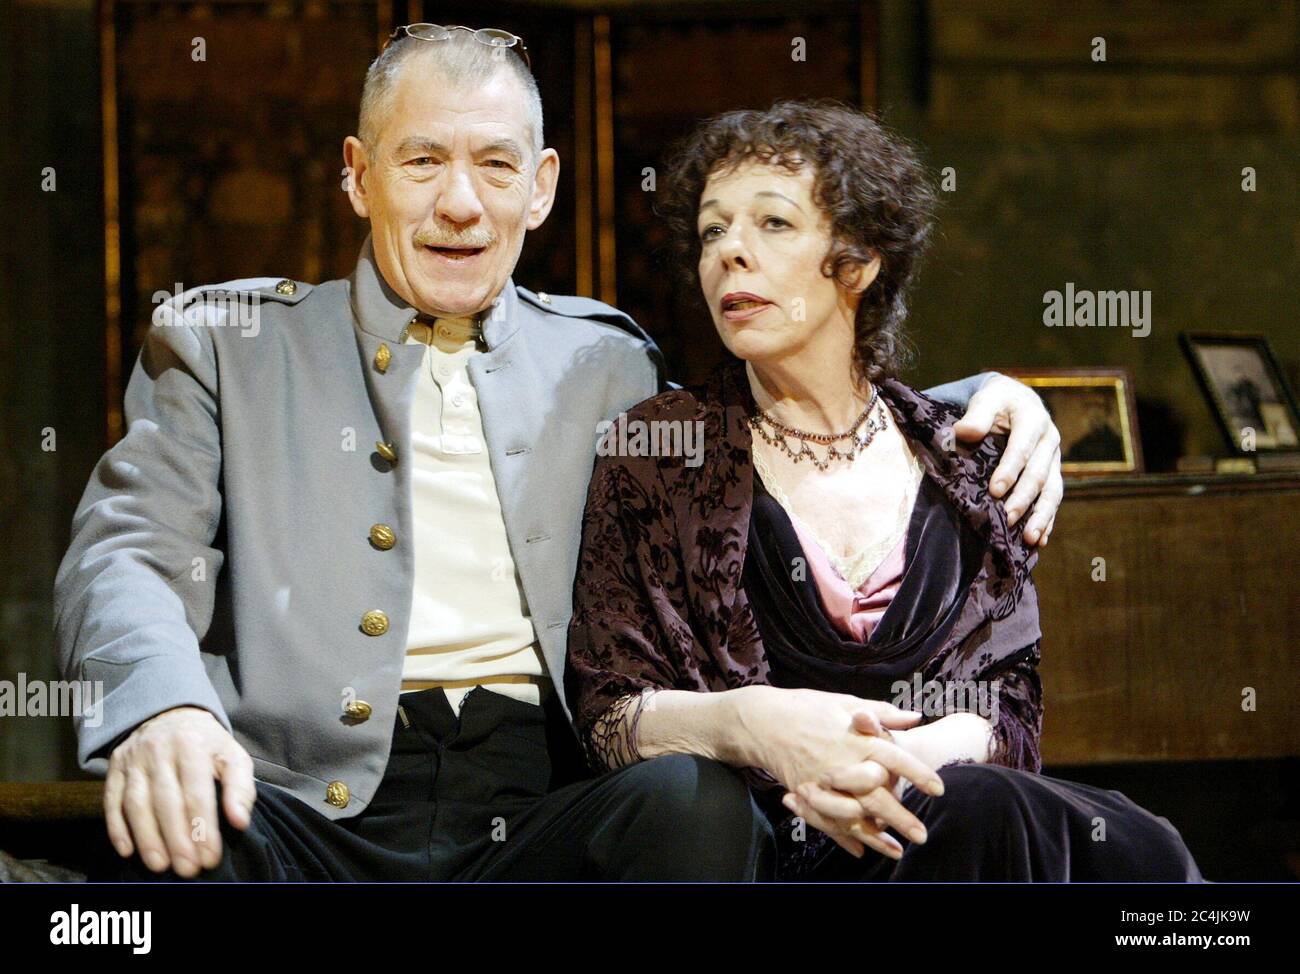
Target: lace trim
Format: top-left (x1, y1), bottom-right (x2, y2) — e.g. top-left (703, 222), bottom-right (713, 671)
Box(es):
top-left (585, 688), bottom-right (658, 771)
top-left (752, 435), bottom-right (924, 590)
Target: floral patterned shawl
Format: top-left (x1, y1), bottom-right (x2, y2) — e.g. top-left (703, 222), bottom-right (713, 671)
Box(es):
top-left (564, 359), bottom-right (1045, 787)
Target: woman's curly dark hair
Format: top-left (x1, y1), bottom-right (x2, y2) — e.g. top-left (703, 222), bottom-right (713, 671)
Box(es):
top-left (657, 98), bottom-right (939, 386)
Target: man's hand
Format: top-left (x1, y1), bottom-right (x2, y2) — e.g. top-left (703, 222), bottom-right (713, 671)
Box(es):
top-left (951, 374), bottom-right (1063, 546)
top-left (103, 705), bottom-right (256, 877)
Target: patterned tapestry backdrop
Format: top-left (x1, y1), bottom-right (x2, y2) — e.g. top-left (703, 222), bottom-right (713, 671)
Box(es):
top-left (112, 1), bottom-right (375, 374)
top-left (105, 0), bottom-right (875, 426)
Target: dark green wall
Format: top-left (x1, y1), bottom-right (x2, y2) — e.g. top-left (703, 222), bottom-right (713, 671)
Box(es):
top-left (881, 0), bottom-right (1300, 462)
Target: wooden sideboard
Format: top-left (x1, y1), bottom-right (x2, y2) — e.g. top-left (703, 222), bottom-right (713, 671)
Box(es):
top-left (1034, 471), bottom-right (1300, 765)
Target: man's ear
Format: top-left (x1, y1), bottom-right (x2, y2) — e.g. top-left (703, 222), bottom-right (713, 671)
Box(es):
top-left (526, 148), bottom-right (560, 231)
top-left (343, 136), bottom-right (371, 219)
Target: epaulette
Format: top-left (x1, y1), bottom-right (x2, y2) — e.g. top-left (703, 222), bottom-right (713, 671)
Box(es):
top-left (150, 277), bottom-right (314, 330)
top-left (187, 277), bottom-right (314, 306)
top-left (516, 285), bottom-right (654, 347)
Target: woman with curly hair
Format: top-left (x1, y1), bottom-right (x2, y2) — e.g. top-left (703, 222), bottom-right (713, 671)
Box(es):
top-left (565, 99), bottom-right (1203, 881)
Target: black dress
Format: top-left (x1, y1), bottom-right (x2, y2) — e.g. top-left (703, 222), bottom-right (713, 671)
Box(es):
top-left (743, 472), bottom-right (1205, 882)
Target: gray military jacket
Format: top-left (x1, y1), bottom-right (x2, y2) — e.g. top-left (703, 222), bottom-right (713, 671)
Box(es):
top-left (54, 233), bottom-right (988, 820)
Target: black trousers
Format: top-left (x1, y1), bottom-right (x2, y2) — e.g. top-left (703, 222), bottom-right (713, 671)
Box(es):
top-left (782, 762), bottom-right (1206, 882)
top-left (89, 686), bottom-right (775, 882)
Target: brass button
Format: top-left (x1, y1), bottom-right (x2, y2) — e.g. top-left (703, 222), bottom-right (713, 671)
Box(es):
top-left (537, 291), bottom-right (552, 304)
top-left (275, 279), bottom-right (297, 295)
top-left (375, 441), bottom-right (398, 463)
top-left (369, 523), bottom-right (396, 550)
top-left (325, 780), bottom-right (350, 808)
top-left (360, 609), bottom-right (389, 636)
top-left (374, 343), bottom-right (391, 373)
top-left (343, 700), bottom-right (373, 721)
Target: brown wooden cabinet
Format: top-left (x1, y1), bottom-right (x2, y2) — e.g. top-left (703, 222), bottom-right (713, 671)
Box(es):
top-left (1034, 472), bottom-right (1300, 765)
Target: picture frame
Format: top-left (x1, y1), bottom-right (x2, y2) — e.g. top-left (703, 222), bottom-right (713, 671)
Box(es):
top-left (986, 367), bottom-right (1144, 476)
top-left (1180, 332), bottom-right (1300, 455)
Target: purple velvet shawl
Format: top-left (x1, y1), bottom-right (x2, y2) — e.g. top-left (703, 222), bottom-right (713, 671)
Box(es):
top-left (565, 359), bottom-right (1046, 784)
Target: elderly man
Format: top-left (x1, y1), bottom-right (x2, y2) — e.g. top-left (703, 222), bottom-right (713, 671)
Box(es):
top-left (57, 25), bottom-right (1063, 882)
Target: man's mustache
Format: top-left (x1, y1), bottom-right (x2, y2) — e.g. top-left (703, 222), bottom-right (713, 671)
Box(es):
top-left (414, 230), bottom-right (497, 249)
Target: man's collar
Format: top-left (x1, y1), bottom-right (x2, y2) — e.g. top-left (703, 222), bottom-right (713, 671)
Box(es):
top-left (347, 232), bottom-right (521, 349)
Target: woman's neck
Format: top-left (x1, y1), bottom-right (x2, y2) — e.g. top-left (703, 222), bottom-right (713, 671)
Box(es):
top-left (745, 353), bottom-right (873, 435)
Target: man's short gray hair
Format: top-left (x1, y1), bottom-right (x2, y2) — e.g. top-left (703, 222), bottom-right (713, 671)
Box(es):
top-left (358, 33), bottom-right (544, 159)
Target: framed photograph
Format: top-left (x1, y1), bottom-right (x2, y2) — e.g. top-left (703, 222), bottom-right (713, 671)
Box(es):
top-left (987, 367), bottom-right (1144, 476)
top-left (1180, 333), bottom-right (1300, 454)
